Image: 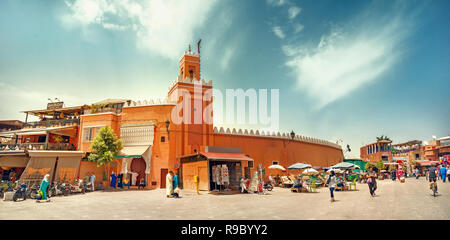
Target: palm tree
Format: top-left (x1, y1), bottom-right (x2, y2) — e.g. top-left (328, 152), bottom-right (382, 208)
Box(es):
top-left (376, 135), bottom-right (391, 142)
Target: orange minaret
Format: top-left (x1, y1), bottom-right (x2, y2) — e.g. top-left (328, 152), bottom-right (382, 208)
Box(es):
top-left (169, 46), bottom-right (213, 158)
top-left (179, 49), bottom-right (200, 80)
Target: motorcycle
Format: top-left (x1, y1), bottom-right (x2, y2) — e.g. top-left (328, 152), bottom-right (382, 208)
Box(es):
top-left (71, 179), bottom-right (86, 194)
top-left (263, 181), bottom-right (273, 191)
top-left (26, 184), bottom-right (40, 199)
top-left (82, 181), bottom-right (93, 193)
top-left (12, 182), bottom-right (27, 202)
top-left (60, 183), bottom-right (70, 196)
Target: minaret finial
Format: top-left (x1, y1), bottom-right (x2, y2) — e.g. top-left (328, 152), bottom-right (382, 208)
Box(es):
top-left (189, 44), bottom-right (191, 52)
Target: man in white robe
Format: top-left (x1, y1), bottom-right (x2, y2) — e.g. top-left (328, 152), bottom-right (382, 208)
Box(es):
top-left (166, 171), bottom-right (173, 198)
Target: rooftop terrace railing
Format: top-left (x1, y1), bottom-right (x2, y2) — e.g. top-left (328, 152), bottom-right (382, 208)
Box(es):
top-left (0, 143), bottom-right (77, 151)
top-left (22, 118), bottom-right (80, 129)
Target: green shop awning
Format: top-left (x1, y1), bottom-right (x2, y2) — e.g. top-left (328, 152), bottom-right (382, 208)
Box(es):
top-left (115, 146), bottom-right (150, 159)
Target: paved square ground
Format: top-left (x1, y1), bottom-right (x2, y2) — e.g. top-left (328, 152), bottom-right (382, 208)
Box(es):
top-left (1, 177), bottom-right (449, 220)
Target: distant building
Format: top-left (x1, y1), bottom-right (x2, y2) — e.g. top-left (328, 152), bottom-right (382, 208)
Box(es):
top-left (360, 140), bottom-right (392, 163)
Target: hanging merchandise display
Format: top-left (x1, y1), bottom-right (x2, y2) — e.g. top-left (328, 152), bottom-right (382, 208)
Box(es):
top-left (249, 171), bottom-right (259, 192)
top-left (222, 164), bottom-right (229, 184)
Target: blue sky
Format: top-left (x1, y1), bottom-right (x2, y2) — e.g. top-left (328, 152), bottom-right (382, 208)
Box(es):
top-left (0, 0), bottom-right (449, 158)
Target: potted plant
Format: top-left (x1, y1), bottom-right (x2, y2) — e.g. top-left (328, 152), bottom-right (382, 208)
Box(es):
top-left (87, 126), bottom-right (123, 190)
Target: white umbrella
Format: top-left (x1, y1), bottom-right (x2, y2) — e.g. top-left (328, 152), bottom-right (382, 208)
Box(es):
top-left (268, 165), bottom-right (286, 171)
top-left (302, 168), bottom-right (319, 175)
top-left (287, 163), bottom-right (312, 170)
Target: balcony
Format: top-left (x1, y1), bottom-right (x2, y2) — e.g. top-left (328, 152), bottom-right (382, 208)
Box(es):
top-left (0, 143), bottom-right (77, 151)
top-left (22, 118), bottom-right (80, 129)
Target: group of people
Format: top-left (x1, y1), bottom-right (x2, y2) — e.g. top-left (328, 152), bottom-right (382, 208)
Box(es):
top-left (390, 167), bottom-right (405, 181)
top-left (165, 170), bottom-right (181, 198)
top-left (327, 167), bottom-right (378, 202)
top-left (109, 171), bottom-right (146, 190)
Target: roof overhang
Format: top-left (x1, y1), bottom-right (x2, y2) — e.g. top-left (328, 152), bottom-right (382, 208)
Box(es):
top-left (179, 152), bottom-right (253, 162)
top-left (27, 150), bottom-right (84, 157)
top-left (115, 146), bottom-right (151, 159)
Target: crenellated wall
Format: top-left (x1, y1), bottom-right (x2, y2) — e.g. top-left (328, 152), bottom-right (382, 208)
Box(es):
top-left (212, 126), bottom-right (344, 175)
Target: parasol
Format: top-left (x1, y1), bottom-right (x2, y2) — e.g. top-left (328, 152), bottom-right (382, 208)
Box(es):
top-left (268, 165), bottom-right (286, 171)
top-left (287, 163), bottom-right (312, 170)
top-left (302, 168), bottom-right (319, 175)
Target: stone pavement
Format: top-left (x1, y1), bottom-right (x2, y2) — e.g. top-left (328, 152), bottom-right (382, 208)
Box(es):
top-left (1, 177), bottom-right (449, 220)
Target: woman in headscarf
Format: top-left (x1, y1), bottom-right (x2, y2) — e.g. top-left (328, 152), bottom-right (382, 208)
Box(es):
top-left (166, 171), bottom-right (173, 198)
top-left (110, 171), bottom-right (117, 189)
top-left (38, 174), bottom-right (50, 202)
top-left (172, 171), bottom-right (179, 197)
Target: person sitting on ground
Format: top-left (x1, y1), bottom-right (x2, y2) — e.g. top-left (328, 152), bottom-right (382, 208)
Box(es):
top-left (138, 178), bottom-right (146, 190)
top-left (172, 187), bottom-right (181, 198)
top-left (268, 174), bottom-right (274, 186)
top-left (293, 177), bottom-right (303, 191)
top-left (240, 177), bottom-right (248, 193)
top-left (123, 178), bottom-right (130, 189)
top-left (336, 175), bottom-right (345, 190)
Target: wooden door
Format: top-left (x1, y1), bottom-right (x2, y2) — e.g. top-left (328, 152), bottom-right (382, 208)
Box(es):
top-left (198, 166), bottom-right (208, 190)
top-left (160, 168), bottom-right (168, 188)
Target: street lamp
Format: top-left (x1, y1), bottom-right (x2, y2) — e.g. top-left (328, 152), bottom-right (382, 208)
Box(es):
top-left (165, 120), bottom-right (170, 140)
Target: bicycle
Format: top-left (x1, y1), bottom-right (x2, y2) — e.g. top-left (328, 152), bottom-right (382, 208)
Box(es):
top-left (431, 181), bottom-right (438, 197)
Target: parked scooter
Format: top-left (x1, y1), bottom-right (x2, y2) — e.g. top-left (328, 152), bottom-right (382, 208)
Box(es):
top-left (263, 181), bottom-right (273, 191)
top-left (82, 180), bottom-right (93, 193)
top-left (27, 184), bottom-right (40, 199)
top-left (60, 183), bottom-right (70, 196)
top-left (71, 179), bottom-right (86, 194)
top-left (12, 182), bottom-right (27, 202)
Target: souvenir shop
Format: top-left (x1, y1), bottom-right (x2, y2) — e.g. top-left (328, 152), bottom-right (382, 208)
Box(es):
top-left (209, 160), bottom-right (242, 191)
top-left (179, 147), bottom-right (254, 192)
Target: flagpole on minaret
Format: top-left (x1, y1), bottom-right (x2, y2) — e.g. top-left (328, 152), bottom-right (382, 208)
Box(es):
top-left (197, 39), bottom-right (201, 79)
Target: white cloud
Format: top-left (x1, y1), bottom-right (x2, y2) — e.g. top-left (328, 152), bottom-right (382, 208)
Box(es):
top-left (294, 23), bottom-right (304, 33)
top-left (266, 0), bottom-right (286, 7)
top-left (284, 16), bottom-right (411, 109)
top-left (272, 26), bottom-right (285, 39)
top-left (288, 6), bottom-right (301, 20)
top-left (62, 0), bottom-right (218, 60)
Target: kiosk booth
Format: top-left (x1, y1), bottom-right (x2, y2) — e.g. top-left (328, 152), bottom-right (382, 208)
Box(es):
top-left (179, 146), bottom-right (253, 192)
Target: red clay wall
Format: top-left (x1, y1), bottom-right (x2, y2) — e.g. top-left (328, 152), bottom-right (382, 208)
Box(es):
top-left (212, 133), bottom-right (344, 177)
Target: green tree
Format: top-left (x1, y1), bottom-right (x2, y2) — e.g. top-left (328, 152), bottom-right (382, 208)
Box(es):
top-left (376, 159), bottom-right (385, 171)
top-left (376, 135), bottom-right (392, 142)
top-left (88, 126), bottom-right (123, 180)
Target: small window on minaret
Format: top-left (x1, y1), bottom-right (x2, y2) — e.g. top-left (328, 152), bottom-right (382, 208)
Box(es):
top-left (189, 69), bottom-right (194, 78)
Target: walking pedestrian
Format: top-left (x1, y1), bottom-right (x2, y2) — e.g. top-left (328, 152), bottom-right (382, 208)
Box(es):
top-left (166, 171), bottom-right (173, 198)
top-left (172, 172), bottom-right (179, 197)
top-left (110, 171), bottom-right (117, 189)
top-left (37, 174), bottom-right (50, 203)
top-left (327, 170), bottom-right (337, 202)
top-left (447, 167), bottom-right (450, 182)
top-left (90, 173), bottom-right (96, 191)
top-left (367, 167), bottom-right (377, 197)
top-left (440, 165), bottom-right (447, 183)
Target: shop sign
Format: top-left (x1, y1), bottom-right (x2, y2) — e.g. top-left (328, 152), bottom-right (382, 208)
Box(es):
top-left (47, 102), bottom-right (64, 110)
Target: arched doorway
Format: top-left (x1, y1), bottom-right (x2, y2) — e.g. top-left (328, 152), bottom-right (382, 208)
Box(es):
top-left (130, 158), bottom-right (146, 186)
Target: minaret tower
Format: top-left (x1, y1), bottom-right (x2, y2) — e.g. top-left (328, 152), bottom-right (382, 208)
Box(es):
top-left (168, 42), bottom-right (213, 156)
